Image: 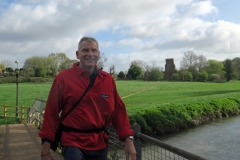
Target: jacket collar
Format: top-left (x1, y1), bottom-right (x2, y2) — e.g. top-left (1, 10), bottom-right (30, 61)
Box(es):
top-left (73, 62), bottom-right (98, 76)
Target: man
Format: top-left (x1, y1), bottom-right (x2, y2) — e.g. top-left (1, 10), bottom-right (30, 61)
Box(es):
top-left (39, 36), bottom-right (136, 160)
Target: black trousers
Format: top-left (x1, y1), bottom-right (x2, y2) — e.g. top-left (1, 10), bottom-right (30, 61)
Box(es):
top-left (62, 146), bottom-right (108, 160)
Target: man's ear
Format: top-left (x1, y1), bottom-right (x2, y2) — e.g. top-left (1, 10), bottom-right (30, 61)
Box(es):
top-left (76, 51), bottom-right (79, 59)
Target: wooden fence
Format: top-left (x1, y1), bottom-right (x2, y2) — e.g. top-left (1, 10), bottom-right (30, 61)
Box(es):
top-left (0, 105), bottom-right (30, 122)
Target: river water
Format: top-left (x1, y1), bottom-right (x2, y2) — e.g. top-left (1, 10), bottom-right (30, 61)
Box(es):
top-left (157, 116), bottom-right (240, 160)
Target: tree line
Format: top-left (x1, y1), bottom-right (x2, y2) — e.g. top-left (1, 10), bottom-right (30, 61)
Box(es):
top-left (0, 50), bottom-right (239, 82)
top-left (0, 53), bottom-right (107, 78)
top-left (117, 51), bottom-right (240, 82)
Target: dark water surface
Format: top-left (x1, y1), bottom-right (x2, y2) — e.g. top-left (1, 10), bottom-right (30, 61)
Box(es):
top-left (157, 116), bottom-right (240, 160)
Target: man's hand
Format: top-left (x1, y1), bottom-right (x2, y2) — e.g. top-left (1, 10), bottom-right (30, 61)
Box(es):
top-left (41, 153), bottom-right (54, 160)
top-left (41, 142), bottom-right (54, 160)
top-left (125, 138), bottom-right (136, 160)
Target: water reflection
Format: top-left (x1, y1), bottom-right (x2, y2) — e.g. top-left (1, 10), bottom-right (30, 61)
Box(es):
top-left (156, 116), bottom-right (240, 160)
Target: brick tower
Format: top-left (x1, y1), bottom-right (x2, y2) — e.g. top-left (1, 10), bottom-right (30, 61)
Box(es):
top-left (164, 58), bottom-right (177, 80)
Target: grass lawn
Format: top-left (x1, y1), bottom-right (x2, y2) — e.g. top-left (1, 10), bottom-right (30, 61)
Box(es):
top-left (0, 82), bottom-right (52, 107)
top-left (123, 81), bottom-right (240, 114)
top-left (1, 81), bottom-right (240, 116)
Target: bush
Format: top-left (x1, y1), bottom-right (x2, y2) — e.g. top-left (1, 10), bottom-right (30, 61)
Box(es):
top-left (132, 97), bottom-right (240, 135)
top-left (209, 74), bottom-right (225, 82)
top-left (197, 70), bottom-right (208, 81)
top-left (0, 76), bottom-right (53, 83)
top-left (171, 74), bottom-right (179, 81)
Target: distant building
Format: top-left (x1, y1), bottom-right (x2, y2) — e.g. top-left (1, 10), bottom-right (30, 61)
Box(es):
top-left (164, 58), bottom-right (177, 80)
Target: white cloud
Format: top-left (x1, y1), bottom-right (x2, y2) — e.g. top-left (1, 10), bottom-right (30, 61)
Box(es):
top-left (187, 1), bottom-right (218, 16)
top-left (0, 0), bottom-right (239, 72)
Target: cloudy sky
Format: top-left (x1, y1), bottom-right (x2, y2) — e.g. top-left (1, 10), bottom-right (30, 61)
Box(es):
top-left (0, 0), bottom-right (239, 72)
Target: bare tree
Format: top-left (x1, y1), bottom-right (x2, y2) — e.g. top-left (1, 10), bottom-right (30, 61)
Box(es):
top-left (180, 50), bottom-right (198, 70)
top-left (150, 61), bottom-right (158, 68)
top-left (196, 55), bottom-right (207, 71)
top-left (0, 60), bottom-right (13, 68)
top-left (97, 52), bottom-right (108, 69)
top-left (109, 65), bottom-right (115, 75)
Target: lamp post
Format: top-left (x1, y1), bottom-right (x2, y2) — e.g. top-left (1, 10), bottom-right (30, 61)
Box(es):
top-left (15, 60), bottom-right (19, 117)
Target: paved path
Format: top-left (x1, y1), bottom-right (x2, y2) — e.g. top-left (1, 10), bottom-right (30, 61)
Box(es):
top-left (0, 123), bottom-right (63, 160)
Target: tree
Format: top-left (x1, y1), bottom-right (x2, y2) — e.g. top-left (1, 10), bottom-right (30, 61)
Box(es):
top-left (148, 68), bottom-right (164, 81)
top-left (127, 64), bottom-right (142, 80)
top-left (0, 63), bottom-right (5, 70)
top-left (117, 71), bottom-right (125, 80)
top-left (180, 51), bottom-right (197, 70)
top-left (197, 70), bottom-right (208, 82)
top-left (232, 57), bottom-right (240, 80)
top-left (187, 66), bottom-right (198, 81)
top-left (179, 71), bottom-right (193, 81)
top-left (48, 53), bottom-right (69, 73)
top-left (172, 74), bottom-right (180, 81)
top-left (23, 56), bottom-right (56, 77)
top-left (5, 67), bottom-right (14, 73)
top-left (223, 59), bottom-right (235, 81)
top-left (97, 52), bottom-right (108, 69)
top-left (0, 60), bottom-right (13, 68)
top-left (204, 60), bottom-right (225, 78)
top-left (34, 64), bottom-right (47, 77)
top-left (196, 55), bottom-right (207, 71)
top-left (131, 60), bottom-right (147, 71)
top-left (109, 65), bottom-right (115, 75)
top-left (130, 60), bottom-right (147, 78)
top-left (59, 58), bottom-right (78, 72)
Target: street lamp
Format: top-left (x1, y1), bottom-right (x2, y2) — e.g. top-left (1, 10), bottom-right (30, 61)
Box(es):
top-left (15, 60), bottom-right (19, 117)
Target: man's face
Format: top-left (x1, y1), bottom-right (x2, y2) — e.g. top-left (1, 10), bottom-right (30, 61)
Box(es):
top-left (76, 41), bottom-right (100, 69)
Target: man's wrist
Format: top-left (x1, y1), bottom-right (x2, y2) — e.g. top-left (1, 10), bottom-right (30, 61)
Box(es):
top-left (125, 135), bottom-right (134, 141)
top-left (41, 138), bottom-right (52, 145)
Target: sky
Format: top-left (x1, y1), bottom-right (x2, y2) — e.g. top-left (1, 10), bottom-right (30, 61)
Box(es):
top-left (0, 0), bottom-right (240, 73)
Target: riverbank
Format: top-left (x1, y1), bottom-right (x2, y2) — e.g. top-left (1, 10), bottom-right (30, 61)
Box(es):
top-left (129, 96), bottom-right (240, 136)
top-left (158, 115), bottom-right (240, 160)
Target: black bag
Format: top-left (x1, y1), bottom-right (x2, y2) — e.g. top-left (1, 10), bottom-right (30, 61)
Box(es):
top-left (50, 69), bottom-right (100, 151)
top-left (50, 124), bottom-right (63, 151)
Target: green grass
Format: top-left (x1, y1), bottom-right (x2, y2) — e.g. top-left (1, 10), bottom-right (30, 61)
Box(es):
top-left (115, 80), bottom-right (156, 96)
top-left (0, 116), bottom-right (20, 125)
top-left (0, 82), bottom-right (52, 107)
top-left (1, 81), bottom-right (240, 116)
top-left (123, 81), bottom-right (240, 114)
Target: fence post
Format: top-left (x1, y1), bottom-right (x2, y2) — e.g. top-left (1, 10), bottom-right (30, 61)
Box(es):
top-left (132, 123), bottom-right (141, 160)
top-left (21, 106), bottom-right (24, 123)
top-left (39, 111), bottom-right (43, 130)
top-left (37, 113), bottom-right (40, 129)
top-left (4, 105), bottom-right (7, 117)
top-left (27, 107), bottom-right (30, 123)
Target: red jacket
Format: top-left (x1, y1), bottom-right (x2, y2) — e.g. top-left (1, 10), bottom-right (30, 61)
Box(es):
top-left (39, 63), bottom-right (133, 150)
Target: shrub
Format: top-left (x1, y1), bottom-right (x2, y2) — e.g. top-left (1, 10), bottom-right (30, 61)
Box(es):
top-left (132, 97), bottom-right (240, 135)
top-left (209, 74), bottom-right (225, 82)
top-left (0, 77), bottom-right (53, 83)
top-left (171, 74), bottom-right (179, 81)
top-left (197, 70), bottom-right (208, 81)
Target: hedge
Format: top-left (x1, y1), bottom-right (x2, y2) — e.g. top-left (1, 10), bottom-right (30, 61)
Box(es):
top-left (0, 77), bottom-right (53, 83)
top-left (129, 97), bottom-right (240, 135)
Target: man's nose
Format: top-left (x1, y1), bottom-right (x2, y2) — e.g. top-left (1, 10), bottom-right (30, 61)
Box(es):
top-left (88, 50), bottom-right (94, 55)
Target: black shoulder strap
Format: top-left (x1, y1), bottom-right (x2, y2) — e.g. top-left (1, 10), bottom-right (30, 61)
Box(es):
top-left (60, 69), bottom-right (101, 121)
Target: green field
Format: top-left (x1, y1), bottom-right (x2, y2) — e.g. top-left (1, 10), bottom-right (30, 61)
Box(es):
top-left (1, 81), bottom-right (240, 116)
